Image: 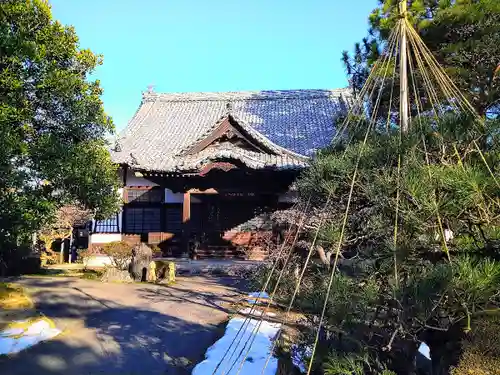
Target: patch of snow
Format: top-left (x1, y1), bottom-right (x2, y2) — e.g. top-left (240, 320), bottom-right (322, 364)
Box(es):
top-left (418, 342), bottom-right (431, 360)
top-left (246, 291), bottom-right (270, 305)
top-left (192, 316), bottom-right (281, 375)
top-left (291, 344), bottom-right (312, 373)
top-left (0, 318), bottom-right (62, 355)
top-left (239, 308), bottom-right (277, 318)
top-left (435, 229), bottom-right (454, 243)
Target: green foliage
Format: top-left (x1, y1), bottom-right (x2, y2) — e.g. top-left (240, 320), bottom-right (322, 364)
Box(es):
top-left (279, 3), bottom-right (500, 374)
top-left (101, 241), bottom-right (132, 270)
top-left (0, 0), bottom-right (120, 259)
top-left (323, 352), bottom-right (366, 375)
top-left (283, 113), bottom-right (500, 373)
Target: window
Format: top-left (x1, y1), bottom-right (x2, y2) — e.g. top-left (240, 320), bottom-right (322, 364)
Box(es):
top-left (165, 205), bottom-right (183, 233)
top-left (125, 187), bottom-right (163, 203)
top-left (94, 215), bottom-right (120, 233)
top-left (124, 207), bottom-right (161, 233)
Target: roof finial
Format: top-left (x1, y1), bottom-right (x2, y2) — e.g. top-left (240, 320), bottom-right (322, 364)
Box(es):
top-left (226, 101), bottom-right (233, 114)
top-left (130, 153), bottom-right (139, 166)
top-left (147, 83), bottom-right (155, 93)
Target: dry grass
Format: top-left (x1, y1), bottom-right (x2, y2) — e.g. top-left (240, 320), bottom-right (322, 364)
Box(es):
top-left (0, 283), bottom-right (35, 331)
top-left (0, 283), bottom-right (33, 310)
top-left (450, 315), bottom-right (500, 375)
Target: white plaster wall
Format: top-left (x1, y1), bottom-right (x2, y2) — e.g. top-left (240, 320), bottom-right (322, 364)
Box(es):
top-left (90, 233), bottom-right (122, 244)
top-left (124, 169), bottom-right (158, 187)
top-left (165, 189), bottom-right (184, 203)
top-left (84, 255), bottom-right (113, 268)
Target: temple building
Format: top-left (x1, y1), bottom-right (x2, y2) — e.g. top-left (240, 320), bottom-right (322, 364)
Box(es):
top-left (89, 89), bottom-right (351, 259)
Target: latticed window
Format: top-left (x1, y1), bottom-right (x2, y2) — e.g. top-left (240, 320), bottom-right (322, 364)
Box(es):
top-left (94, 215), bottom-right (120, 233)
top-left (124, 207), bottom-right (161, 233)
top-left (165, 204), bottom-right (183, 233)
top-left (125, 187), bottom-right (163, 203)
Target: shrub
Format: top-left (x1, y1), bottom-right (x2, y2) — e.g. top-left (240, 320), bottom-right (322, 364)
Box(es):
top-left (77, 248), bottom-right (97, 269)
top-left (0, 244), bottom-right (41, 276)
top-left (273, 113), bottom-right (500, 371)
top-left (101, 241), bottom-right (133, 270)
top-left (323, 352), bottom-right (368, 375)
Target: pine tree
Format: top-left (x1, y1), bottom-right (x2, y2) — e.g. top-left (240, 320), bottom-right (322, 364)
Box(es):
top-left (271, 2), bottom-right (500, 374)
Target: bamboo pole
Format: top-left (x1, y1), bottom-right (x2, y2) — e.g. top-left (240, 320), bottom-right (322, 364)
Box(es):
top-left (399, 1), bottom-right (409, 133)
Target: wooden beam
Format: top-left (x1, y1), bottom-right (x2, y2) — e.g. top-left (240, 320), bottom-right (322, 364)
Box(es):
top-left (187, 188), bottom-right (218, 194)
top-left (184, 116), bottom-right (274, 155)
top-left (182, 192), bottom-right (191, 257)
top-left (182, 192), bottom-right (191, 223)
top-left (122, 165), bottom-right (128, 186)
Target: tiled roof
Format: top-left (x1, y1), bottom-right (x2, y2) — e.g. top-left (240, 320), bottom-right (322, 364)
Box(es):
top-left (112, 88), bottom-right (352, 172)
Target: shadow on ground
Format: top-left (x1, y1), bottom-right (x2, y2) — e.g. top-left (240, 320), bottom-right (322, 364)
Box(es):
top-left (136, 276), bottom-right (248, 316)
top-left (0, 276), bottom-right (245, 375)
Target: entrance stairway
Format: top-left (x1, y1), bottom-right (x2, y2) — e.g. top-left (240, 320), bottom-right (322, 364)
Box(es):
top-left (193, 246), bottom-right (245, 260)
top-left (193, 245), bottom-right (269, 260)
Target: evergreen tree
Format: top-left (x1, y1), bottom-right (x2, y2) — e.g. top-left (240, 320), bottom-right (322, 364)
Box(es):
top-left (0, 0), bottom-right (120, 266)
top-left (269, 2), bottom-right (500, 374)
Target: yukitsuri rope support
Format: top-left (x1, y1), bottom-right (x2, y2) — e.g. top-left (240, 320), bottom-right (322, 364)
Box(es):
top-left (229, 21), bottom-right (403, 375)
top-left (304, 28), bottom-right (402, 374)
top-left (216, 2), bottom-right (500, 374)
top-left (210, 225), bottom-right (294, 375)
top-left (212, 199), bottom-right (312, 375)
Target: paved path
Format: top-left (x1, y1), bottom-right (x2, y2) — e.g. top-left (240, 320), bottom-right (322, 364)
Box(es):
top-left (0, 276), bottom-right (247, 375)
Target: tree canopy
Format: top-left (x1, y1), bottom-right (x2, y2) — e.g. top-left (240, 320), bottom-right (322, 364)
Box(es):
top-left (0, 0), bottom-right (120, 255)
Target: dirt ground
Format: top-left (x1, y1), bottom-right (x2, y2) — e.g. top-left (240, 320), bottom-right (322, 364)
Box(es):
top-left (0, 275), bottom-right (248, 375)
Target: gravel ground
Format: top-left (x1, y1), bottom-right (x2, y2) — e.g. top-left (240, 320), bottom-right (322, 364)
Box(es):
top-left (0, 275), bottom-right (247, 375)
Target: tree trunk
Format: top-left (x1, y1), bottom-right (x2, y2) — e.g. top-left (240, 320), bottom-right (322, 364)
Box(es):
top-left (316, 246), bottom-right (331, 269)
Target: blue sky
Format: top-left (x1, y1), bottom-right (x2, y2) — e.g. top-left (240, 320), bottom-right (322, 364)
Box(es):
top-left (49, 0), bottom-right (377, 131)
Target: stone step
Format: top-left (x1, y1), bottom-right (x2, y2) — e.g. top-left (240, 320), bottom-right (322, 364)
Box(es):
top-left (195, 254), bottom-right (246, 260)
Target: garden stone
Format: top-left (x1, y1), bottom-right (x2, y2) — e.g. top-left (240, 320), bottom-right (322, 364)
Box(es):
top-left (129, 243), bottom-right (153, 282)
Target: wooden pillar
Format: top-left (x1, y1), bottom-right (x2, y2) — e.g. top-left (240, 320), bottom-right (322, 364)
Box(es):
top-left (182, 192), bottom-right (191, 223)
top-left (60, 240), bottom-right (65, 264)
top-left (182, 192), bottom-right (191, 258)
top-left (68, 234), bottom-right (74, 263)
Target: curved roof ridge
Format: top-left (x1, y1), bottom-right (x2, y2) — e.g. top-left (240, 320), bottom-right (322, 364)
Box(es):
top-left (111, 86), bottom-right (351, 171)
top-left (142, 88), bottom-right (352, 103)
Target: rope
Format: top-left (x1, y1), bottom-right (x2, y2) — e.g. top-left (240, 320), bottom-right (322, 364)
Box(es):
top-left (258, 192), bottom-right (333, 375)
top-left (305, 24), bottom-right (401, 374)
top-left (331, 26), bottom-right (401, 149)
top-left (223, 198), bottom-right (311, 375)
top-left (211, 203), bottom-right (300, 375)
top-left (404, 20), bottom-right (452, 260)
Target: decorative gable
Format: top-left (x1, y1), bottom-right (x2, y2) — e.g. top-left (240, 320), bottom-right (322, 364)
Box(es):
top-left (183, 115), bottom-right (278, 155)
